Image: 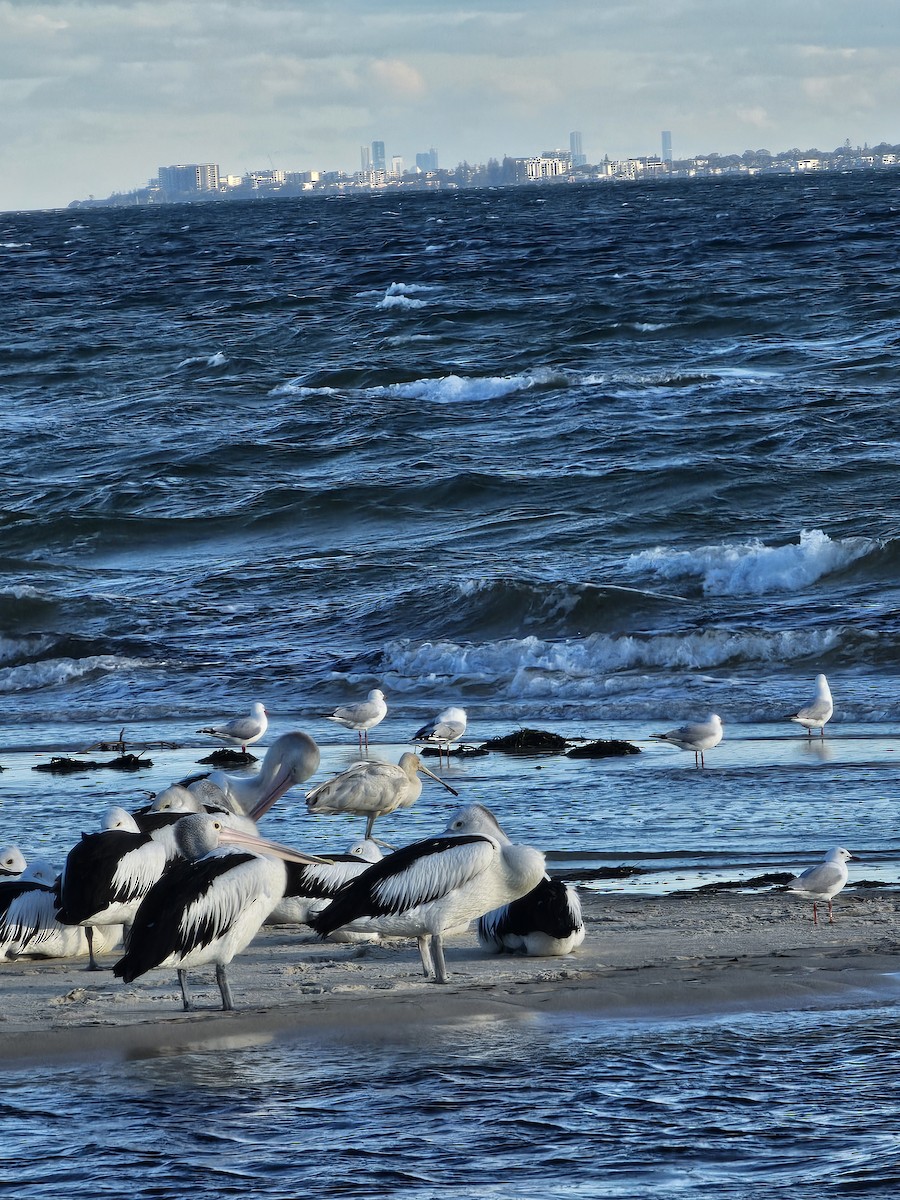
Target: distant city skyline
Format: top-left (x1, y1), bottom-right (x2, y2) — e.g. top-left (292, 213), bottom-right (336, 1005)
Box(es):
top-left (2, 1), bottom-right (898, 212)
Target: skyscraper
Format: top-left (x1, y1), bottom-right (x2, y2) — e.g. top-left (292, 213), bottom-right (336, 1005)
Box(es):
top-left (570, 131), bottom-right (586, 167)
top-left (372, 141), bottom-right (386, 173)
top-left (661, 131), bottom-right (673, 164)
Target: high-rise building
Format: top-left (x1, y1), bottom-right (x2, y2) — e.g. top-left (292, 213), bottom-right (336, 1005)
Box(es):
top-left (360, 145), bottom-right (371, 171)
top-left (157, 164), bottom-right (220, 196)
top-left (372, 141), bottom-right (386, 173)
top-left (570, 131), bottom-right (586, 167)
top-left (416, 148), bottom-right (439, 172)
top-left (661, 131), bottom-right (673, 164)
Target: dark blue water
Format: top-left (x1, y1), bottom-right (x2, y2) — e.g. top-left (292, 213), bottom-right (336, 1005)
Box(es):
top-left (3, 176), bottom-right (900, 1195)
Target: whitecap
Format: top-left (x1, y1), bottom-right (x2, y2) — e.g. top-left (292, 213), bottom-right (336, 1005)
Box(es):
top-left (0, 655), bottom-right (145, 694)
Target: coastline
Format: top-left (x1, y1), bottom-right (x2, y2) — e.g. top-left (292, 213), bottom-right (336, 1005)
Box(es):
top-left (2, 888), bottom-right (899, 1065)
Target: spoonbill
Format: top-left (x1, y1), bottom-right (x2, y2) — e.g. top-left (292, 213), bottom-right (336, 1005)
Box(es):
top-left (310, 802), bottom-right (546, 984)
top-left (649, 713), bottom-right (723, 767)
top-left (787, 674), bottom-right (833, 738)
top-left (786, 846), bottom-right (853, 924)
top-left (325, 689), bottom-right (387, 754)
top-left (305, 752), bottom-right (458, 838)
top-left (113, 814), bottom-right (329, 1011)
top-left (197, 701), bottom-right (268, 753)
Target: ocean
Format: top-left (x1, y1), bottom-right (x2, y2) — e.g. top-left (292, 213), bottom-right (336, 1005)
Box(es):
top-left (2, 173), bottom-right (900, 1196)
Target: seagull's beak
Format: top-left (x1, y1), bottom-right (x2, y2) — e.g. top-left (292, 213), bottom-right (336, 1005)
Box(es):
top-left (419, 763), bottom-right (459, 796)
top-left (217, 825), bottom-right (332, 866)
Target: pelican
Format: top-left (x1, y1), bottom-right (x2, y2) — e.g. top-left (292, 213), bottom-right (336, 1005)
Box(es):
top-left (787, 674), bottom-right (833, 738)
top-left (0, 861), bottom-right (123, 961)
top-left (649, 713), bottom-right (723, 767)
top-left (113, 813), bottom-right (329, 1011)
top-left (55, 806), bottom-right (170, 969)
top-left (310, 802), bottom-right (546, 984)
top-left (0, 846), bottom-right (27, 877)
top-left (197, 700), bottom-right (268, 753)
top-left (477, 877), bottom-right (585, 956)
top-left (305, 752), bottom-right (458, 838)
top-left (786, 846), bottom-right (853, 925)
top-left (266, 838), bottom-right (384, 934)
top-left (325, 688), bottom-right (387, 754)
top-left (184, 731), bottom-right (321, 820)
top-left (412, 706), bottom-right (467, 762)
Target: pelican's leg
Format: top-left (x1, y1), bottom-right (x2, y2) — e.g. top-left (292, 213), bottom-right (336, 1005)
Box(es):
top-left (417, 934), bottom-right (434, 978)
top-left (216, 963), bottom-right (235, 1010)
top-left (177, 968), bottom-right (194, 1010)
top-left (85, 926), bottom-right (100, 971)
top-left (431, 935), bottom-right (449, 985)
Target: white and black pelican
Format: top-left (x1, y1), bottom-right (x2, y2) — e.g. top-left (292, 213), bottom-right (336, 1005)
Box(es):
top-left (412, 706), bottom-right (467, 762)
top-left (310, 802), bottom-right (546, 984)
top-left (113, 813), bottom-right (329, 1011)
top-left (55, 807), bottom-right (169, 969)
top-left (649, 713), bottom-right (723, 767)
top-left (325, 689), bottom-right (387, 754)
top-left (185, 730), bottom-right (321, 820)
top-left (787, 674), bottom-right (834, 738)
top-left (477, 878), bottom-right (585, 956)
top-left (197, 700), bottom-right (268, 753)
top-left (305, 752), bottom-right (458, 838)
top-left (786, 846), bottom-right (853, 924)
top-left (0, 860), bottom-right (123, 961)
top-left (266, 838), bottom-right (384, 934)
top-left (0, 846), bottom-right (27, 877)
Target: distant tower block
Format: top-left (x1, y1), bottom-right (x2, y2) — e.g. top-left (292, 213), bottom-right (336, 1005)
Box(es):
top-left (570, 130), bottom-right (586, 167)
top-left (372, 140), bottom-right (386, 173)
top-left (662, 131), bottom-right (673, 164)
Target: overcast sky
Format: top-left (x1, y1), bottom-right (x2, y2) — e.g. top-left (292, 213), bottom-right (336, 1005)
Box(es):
top-left (2, 0), bottom-right (898, 212)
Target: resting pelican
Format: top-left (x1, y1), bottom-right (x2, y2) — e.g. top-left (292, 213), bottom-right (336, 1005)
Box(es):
top-left (649, 713), bottom-right (723, 767)
top-left (412, 706), bottom-right (467, 762)
top-left (0, 861), bottom-right (123, 961)
top-left (113, 814), bottom-right (328, 1011)
top-left (787, 674), bottom-right (833, 738)
top-left (310, 802), bottom-right (546, 983)
top-left (0, 847), bottom-right (27, 878)
top-left (266, 838), bottom-right (384, 933)
top-left (184, 731), bottom-right (321, 819)
top-left (477, 877), bottom-right (585, 956)
top-left (786, 846), bottom-right (853, 924)
top-left (305, 752), bottom-right (458, 838)
top-left (197, 701), bottom-right (268, 753)
top-left (325, 689), bottom-right (387, 754)
top-left (55, 807), bottom-right (169, 969)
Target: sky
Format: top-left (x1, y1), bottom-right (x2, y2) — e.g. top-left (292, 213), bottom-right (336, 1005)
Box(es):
top-left (2, 0), bottom-right (899, 212)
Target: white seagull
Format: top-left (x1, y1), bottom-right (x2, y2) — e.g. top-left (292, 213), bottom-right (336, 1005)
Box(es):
top-left (184, 731), bottom-right (321, 820)
top-left (412, 706), bottom-right (468, 762)
top-left (197, 701), bottom-right (268, 753)
top-left (305, 752), bottom-right (459, 838)
top-left (325, 689), bottom-right (387, 754)
top-left (650, 713), bottom-right (723, 767)
top-left (310, 802), bottom-right (546, 984)
top-left (788, 674), bottom-right (834, 738)
top-left (786, 846), bottom-right (854, 925)
top-left (113, 813), bottom-right (329, 1011)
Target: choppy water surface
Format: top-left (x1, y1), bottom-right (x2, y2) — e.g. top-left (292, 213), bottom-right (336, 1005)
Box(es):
top-left (3, 175), bottom-right (900, 1195)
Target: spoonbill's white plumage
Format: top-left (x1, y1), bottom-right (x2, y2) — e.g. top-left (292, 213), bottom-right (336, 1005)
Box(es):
top-left (310, 802), bottom-right (546, 983)
top-left (113, 814), bottom-right (329, 1010)
top-left (55, 807), bottom-right (170, 969)
top-left (788, 674), bottom-right (833, 738)
top-left (412, 706), bottom-right (467, 761)
top-left (197, 701), bottom-right (268, 753)
top-left (786, 846), bottom-right (853, 924)
top-left (305, 752), bottom-right (458, 838)
top-left (266, 838), bottom-right (384, 932)
top-left (186, 731), bottom-right (321, 820)
top-left (649, 713), bottom-right (723, 767)
top-left (325, 689), bottom-right (387, 754)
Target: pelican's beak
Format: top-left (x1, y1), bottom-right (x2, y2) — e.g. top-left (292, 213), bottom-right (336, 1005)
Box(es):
top-left (218, 825), bottom-right (332, 866)
top-left (247, 764), bottom-right (296, 822)
top-left (419, 764), bottom-right (459, 796)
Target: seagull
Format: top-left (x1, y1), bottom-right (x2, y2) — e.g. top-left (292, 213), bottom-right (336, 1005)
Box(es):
top-left (412, 706), bottom-right (467, 762)
top-left (197, 701), bottom-right (268, 753)
top-left (113, 813), bottom-right (329, 1011)
top-left (305, 752), bottom-right (459, 838)
top-left (325, 689), bottom-right (387, 754)
top-left (787, 674), bottom-right (833, 738)
top-left (182, 731), bottom-right (321, 820)
top-left (310, 802), bottom-right (546, 984)
top-left (649, 713), bottom-right (723, 767)
top-left (786, 846), bottom-right (854, 925)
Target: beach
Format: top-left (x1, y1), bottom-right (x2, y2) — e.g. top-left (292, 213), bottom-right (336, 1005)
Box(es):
top-left (3, 887), bottom-right (898, 1065)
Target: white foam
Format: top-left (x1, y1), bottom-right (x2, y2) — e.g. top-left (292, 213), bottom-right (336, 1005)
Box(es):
top-left (0, 655), bottom-right (144, 694)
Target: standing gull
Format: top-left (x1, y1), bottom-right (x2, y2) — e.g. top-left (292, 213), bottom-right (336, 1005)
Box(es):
top-left (325, 689), bottom-right (387, 754)
top-left (649, 713), bottom-right (723, 767)
top-left (787, 674), bottom-right (833, 738)
top-left (786, 846), bottom-right (853, 925)
top-left (197, 701), bottom-right (268, 754)
top-left (412, 706), bottom-right (467, 763)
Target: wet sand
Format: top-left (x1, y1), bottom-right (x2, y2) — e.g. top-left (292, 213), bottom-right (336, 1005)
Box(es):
top-left (2, 887), bottom-right (899, 1064)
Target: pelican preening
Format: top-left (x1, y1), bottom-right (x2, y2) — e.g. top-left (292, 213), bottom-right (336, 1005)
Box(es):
top-left (649, 713), bottom-right (723, 767)
top-left (786, 846), bottom-right (853, 924)
top-left (325, 689), bottom-right (387, 754)
top-left (181, 731), bottom-right (321, 820)
top-left (305, 752), bottom-right (459, 838)
top-left (310, 803), bottom-right (546, 984)
top-left (787, 674), bottom-right (834, 738)
top-left (197, 701), bottom-right (268, 753)
top-left (113, 814), bottom-right (329, 1011)
top-left (412, 706), bottom-right (467, 762)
